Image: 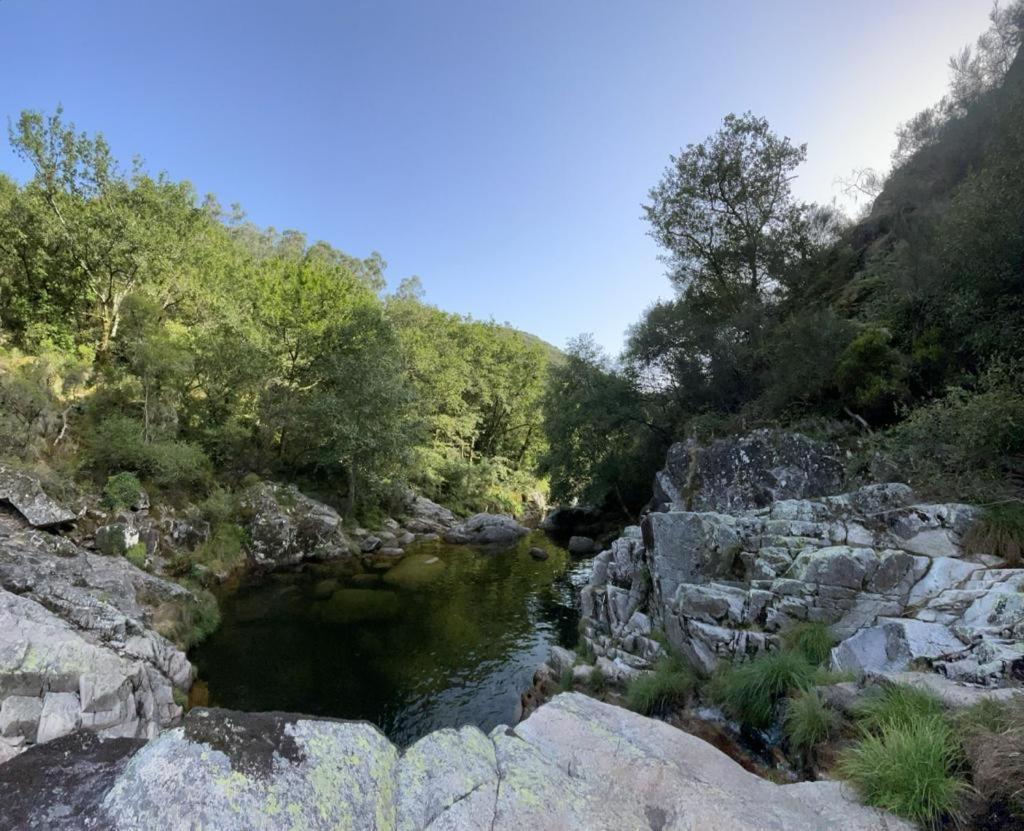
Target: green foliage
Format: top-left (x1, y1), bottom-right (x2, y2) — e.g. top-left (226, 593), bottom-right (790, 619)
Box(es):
top-left (102, 471), bottom-right (143, 510)
top-left (852, 683), bottom-right (945, 734)
top-left (713, 650), bottom-right (818, 729)
top-left (783, 689), bottom-right (840, 754)
top-left (963, 501), bottom-right (1024, 565)
top-left (839, 716), bottom-right (966, 827)
top-left (176, 524), bottom-right (247, 579)
top-left (557, 667), bottom-right (574, 693)
top-left (780, 622), bottom-right (834, 667)
top-left (180, 589), bottom-right (222, 649)
top-left (585, 665), bottom-right (608, 695)
top-left (625, 654), bottom-right (697, 715)
top-left (834, 327), bottom-right (906, 422)
top-left (124, 542), bottom-right (147, 570)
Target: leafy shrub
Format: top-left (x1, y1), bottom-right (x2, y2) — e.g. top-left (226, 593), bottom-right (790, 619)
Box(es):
top-left (838, 716), bottom-right (967, 827)
top-left (853, 683), bottom-right (945, 733)
top-left (625, 654), bottom-right (697, 716)
top-left (124, 541), bottom-right (148, 570)
top-left (180, 589), bottom-right (221, 648)
top-left (784, 690), bottom-right (840, 754)
top-left (713, 650), bottom-right (818, 729)
top-left (103, 471), bottom-right (143, 510)
top-left (84, 414), bottom-right (211, 490)
top-left (198, 486), bottom-right (240, 527)
top-left (780, 622), bottom-right (834, 667)
top-left (834, 326), bottom-right (906, 422)
top-left (189, 524), bottom-right (247, 577)
top-left (963, 502), bottom-right (1024, 566)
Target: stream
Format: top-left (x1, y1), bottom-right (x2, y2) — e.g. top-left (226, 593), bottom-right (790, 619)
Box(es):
top-left (190, 532), bottom-right (590, 746)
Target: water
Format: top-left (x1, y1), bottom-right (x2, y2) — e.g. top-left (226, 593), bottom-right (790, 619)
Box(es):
top-left (190, 532), bottom-right (590, 746)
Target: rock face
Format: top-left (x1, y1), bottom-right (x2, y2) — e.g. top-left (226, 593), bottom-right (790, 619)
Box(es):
top-left (651, 429), bottom-right (846, 513)
top-left (0, 466), bottom-right (75, 528)
top-left (0, 510), bottom-right (194, 764)
top-left (583, 431), bottom-right (1024, 689)
top-left (242, 482), bottom-right (356, 569)
top-left (0, 694), bottom-right (911, 830)
top-left (443, 513), bottom-right (529, 546)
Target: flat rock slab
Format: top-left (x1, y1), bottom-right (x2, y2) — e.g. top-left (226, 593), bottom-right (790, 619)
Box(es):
top-left (0, 466), bottom-right (75, 528)
top-left (0, 694), bottom-right (913, 830)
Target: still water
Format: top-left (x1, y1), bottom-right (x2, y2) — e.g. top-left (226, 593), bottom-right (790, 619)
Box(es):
top-left (190, 533), bottom-right (590, 745)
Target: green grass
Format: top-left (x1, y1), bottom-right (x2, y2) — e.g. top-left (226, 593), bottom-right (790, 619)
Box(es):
top-left (124, 541), bottom-right (148, 570)
top-left (712, 650), bottom-right (818, 729)
top-left (963, 502), bottom-right (1024, 565)
top-left (784, 689), bottom-right (840, 754)
top-left (780, 622), bottom-right (834, 666)
top-left (625, 655), bottom-right (697, 716)
top-left (557, 667), bottom-right (574, 692)
top-left (838, 715), bottom-right (967, 827)
top-left (852, 683), bottom-right (945, 733)
top-left (585, 665), bottom-right (607, 695)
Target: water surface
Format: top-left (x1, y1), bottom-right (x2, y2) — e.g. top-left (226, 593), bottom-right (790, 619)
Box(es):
top-left (190, 532), bottom-right (589, 745)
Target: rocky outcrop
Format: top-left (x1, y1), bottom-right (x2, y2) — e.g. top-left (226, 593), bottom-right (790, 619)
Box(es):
top-left (0, 510), bottom-right (194, 764)
top-left (0, 694), bottom-right (911, 830)
top-left (583, 432), bottom-right (1023, 692)
top-left (651, 429), bottom-right (845, 513)
top-left (242, 482), bottom-right (356, 569)
top-left (0, 466), bottom-right (75, 528)
top-left (443, 513), bottom-right (529, 546)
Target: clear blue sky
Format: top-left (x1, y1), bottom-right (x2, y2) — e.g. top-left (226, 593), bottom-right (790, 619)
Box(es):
top-left (0, 0), bottom-right (993, 354)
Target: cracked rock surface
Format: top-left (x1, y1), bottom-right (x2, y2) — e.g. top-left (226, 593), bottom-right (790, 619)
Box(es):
top-left (0, 694), bottom-right (911, 830)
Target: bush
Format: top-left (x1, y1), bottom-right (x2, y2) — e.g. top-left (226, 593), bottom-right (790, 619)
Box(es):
top-left (625, 654), bottom-right (697, 716)
top-left (838, 716), bottom-right (967, 827)
top-left (784, 690), bottom-right (840, 754)
top-left (959, 698), bottom-right (1024, 822)
top-left (853, 683), bottom-right (945, 733)
top-left (181, 589), bottom-right (221, 648)
top-left (188, 524), bottom-right (247, 577)
top-left (124, 541), bottom-right (148, 570)
top-left (780, 622), bottom-right (834, 667)
top-left (713, 650), bottom-right (818, 729)
top-left (963, 502), bottom-right (1024, 566)
top-left (103, 471), bottom-right (143, 510)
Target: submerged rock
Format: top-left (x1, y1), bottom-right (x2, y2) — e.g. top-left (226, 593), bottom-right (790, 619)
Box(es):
top-left (381, 554), bottom-right (445, 588)
top-left (314, 588), bottom-right (401, 624)
top-left (0, 695), bottom-right (911, 830)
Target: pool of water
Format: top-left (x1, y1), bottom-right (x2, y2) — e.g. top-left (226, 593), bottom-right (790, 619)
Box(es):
top-left (189, 532), bottom-right (590, 746)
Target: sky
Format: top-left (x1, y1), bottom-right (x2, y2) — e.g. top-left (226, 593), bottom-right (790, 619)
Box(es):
top-left (0, 0), bottom-right (995, 354)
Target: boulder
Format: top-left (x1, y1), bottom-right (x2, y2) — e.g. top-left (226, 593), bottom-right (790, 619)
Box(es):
top-left (831, 617), bottom-right (968, 674)
top-left (528, 547), bottom-right (548, 560)
top-left (0, 466), bottom-right (75, 528)
top-left (95, 523), bottom-right (139, 557)
top-left (402, 493), bottom-right (457, 534)
top-left (0, 695), bottom-right (911, 830)
top-left (443, 513), bottom-right (529, 546)
top-left (567, 535), bottom-right (595, 554)
top-left (652, 429), bottom-right (845, 513)
top-left (243, 482), bottom-right (354, 569)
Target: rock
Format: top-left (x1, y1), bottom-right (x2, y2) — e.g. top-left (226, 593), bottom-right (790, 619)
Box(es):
top-left (381, 554), bottom-right (445, 588)
top-left (0, 695), bottom-right (42, 742)
top-left (528, 546), bottom-right (548, 560)
top-left (652, 429), bottom-right (845, 513)
top-left (360, 535), bottom-right (382, 553)
top-left (443, 513), bottom-right (529, 546)
top-left (875, 671), bottom-right (1024, 709)
top-left (539, 505), bottom-right (602, 535)
top-left (567, 535), bottom-right (595, 554)
top-left (547, 646), bottom-right (576, 675)
top-left (0, 465), bottom-right (75, 528)
top-left (36, 692), bottom-right (81, 744)
top-left (831, 617), bottom-right (968, 674)
top-left (642, 511), bottom-right (740, 606)
top-left (242, 482), bottom-right (354, 569)
top-left (402, 493), bottom-right (457, 534)
top-left (0, 696), bottom-right (911, 830)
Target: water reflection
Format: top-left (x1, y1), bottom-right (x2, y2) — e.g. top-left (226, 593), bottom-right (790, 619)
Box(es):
top-left (190, 532), bottom-right (590, 745)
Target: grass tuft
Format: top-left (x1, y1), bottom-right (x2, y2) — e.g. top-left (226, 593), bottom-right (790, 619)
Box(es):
top-left (784, 689), bottom-right (840, 754)
top-left (963, 502), bottom-right (1024, 565)
top-left (780, 622), bottom-right (834, 666)
top-left (838, 715), bottom-right (967, 827)
top-left (853, 683), bottom-right (945, 733)
top-left (625, 655), bottom-right (697, 716)
top-left (712, 650), bottom-right (818, 729)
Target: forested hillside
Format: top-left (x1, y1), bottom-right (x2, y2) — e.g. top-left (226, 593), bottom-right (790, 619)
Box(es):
top-left (0, 110), bottom-right (552, 520)
top-left (543, 3), bottom-right (1024, 515)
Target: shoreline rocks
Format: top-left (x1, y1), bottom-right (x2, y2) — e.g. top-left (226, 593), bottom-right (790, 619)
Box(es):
top-left (0, 694), bottom-right (911, 830)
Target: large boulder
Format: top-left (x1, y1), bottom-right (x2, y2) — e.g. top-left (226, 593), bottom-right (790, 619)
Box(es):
top-left (652, 429), bottom-right (846, 513)
top-left (0, 466), bottom-right (75, 528)
top-left (0, 695), bottom-right (911, 830)
top-left (443, 513), bottom-right (529, 546)
top-left (242, 482), bottom-right (355, 569)
top-left (402, 493), bottom-right (457, 535)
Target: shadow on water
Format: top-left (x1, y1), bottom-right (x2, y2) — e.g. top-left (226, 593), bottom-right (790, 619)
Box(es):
top-left (190, 532), bottom-right (590, 746)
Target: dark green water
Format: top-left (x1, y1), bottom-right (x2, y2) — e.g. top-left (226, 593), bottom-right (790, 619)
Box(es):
top-left (190, 532), bottom-right (589, 745)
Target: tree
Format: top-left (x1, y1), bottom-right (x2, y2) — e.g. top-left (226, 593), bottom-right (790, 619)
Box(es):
top-left (644, 112), bottom-right (808, 302)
